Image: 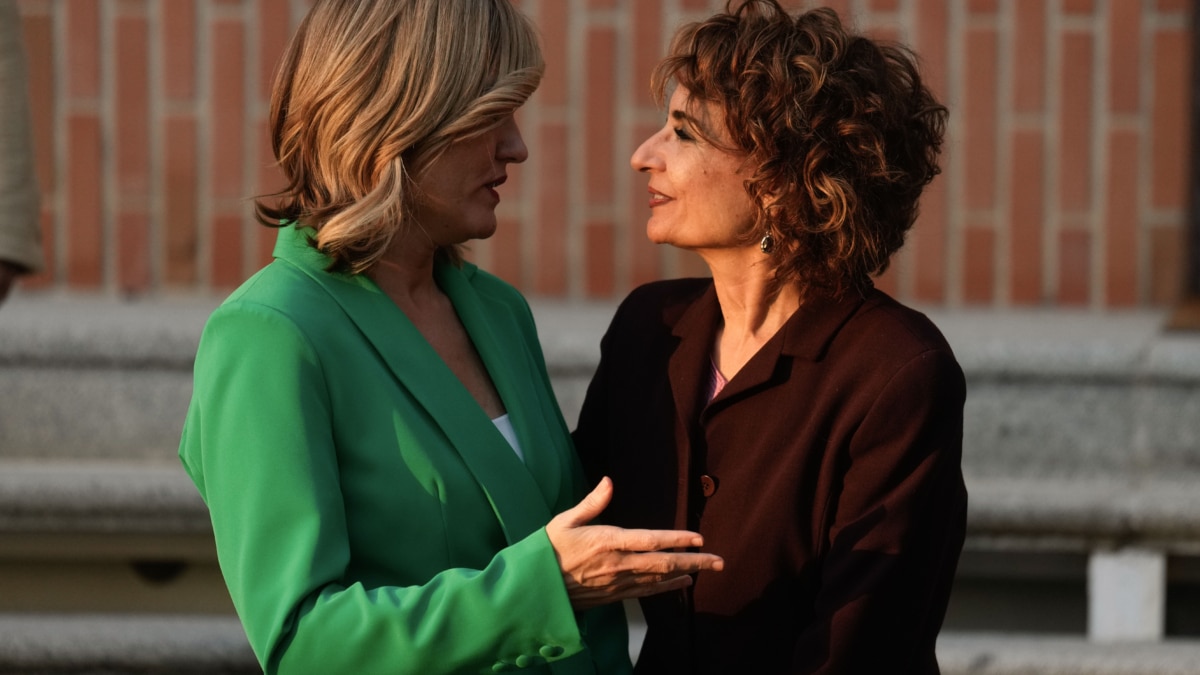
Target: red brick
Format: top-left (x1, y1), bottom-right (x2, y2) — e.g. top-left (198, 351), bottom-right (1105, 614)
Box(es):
top-left (210, 214), bottom-right (245, 288)
top-left (585, 26), bottom-right (616, 207)
top-left (21, 13), bottom-right (54, 194)
top-left (1009, 130), bottom-right (1044, 304)
top-left (585, 221), bottom-right (615, 297)
top-left (1151, 27), bottom-right (1189, 210)
top-left (1062, 0), bottom-right (1095, 14)
top-left (632, 0), bottom-right (664, 108)
top-left (868, 0), bottom-right (901, 12)
top-left (967, 0), bottom-right (998, 15)
top-left (865, 25), bottom-right (900, 43)
top-left (1058, 31), bottom-right (1093, 214)
top-left (587, 0), bottom-right (617, 8)
top-left (117, 211), bottom-right (151, 293)
top-left (490, 216), bottom-right (522, 289)
top-left (535, 0), bottom-right (568, 108)
top-left (164, 115), bottom-right (198, 286)
top-left (258, 0), bottom-right (290, 103)
top-left (116, 14), bottom-right (150, 198)
top-left (1105, 130), bottom-right (1139, 306)
top-left (211, 18), bottom-right (246, 201)
top-left (964, 28), bottom-right (998, 211)
top-left (823, 0), bottom-right (853, 26)
top-left (66, 115), bottom-right (104, 287)
top-left (1149, 224), bottom-right (1183, 305)
top-left (1156, 0), bottom-right (1189, 13)
top-left (535, 123), bottom-right (568, 295)
top-left (681, 0), bottom-right (710, 10)
top-left (66, 0), bottom-right (100, 100)
top-left (1107, 0), bottom-right (1141, 114)
top-left (161, 0), bottom-right (196, 101)
top-left (962, 224), bottom-right (995, 304)
top-left (913, 173), bottom-right (947, 303)
top-left (256, 116), bottom-right (285, 198)
top-left (915, 0), bottom-right (949, 106)
top-left (1057, 228), bottom-right (1090, 305)
top-left (254, 116), bottom-right (281, 270)
top-left (1013, 0), bottom-right (1046, 113)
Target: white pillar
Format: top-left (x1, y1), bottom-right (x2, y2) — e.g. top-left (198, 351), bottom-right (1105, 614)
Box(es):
top-left (1088, 547), bottom-right (1166, 642)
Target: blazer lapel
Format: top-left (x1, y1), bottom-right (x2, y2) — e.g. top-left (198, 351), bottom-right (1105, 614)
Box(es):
top-left (435, 262), bottom-right (568, 514)
top-left (272, 226), bottom-right (553, 545)
top-left (665, 283), bottom-right (721, 530)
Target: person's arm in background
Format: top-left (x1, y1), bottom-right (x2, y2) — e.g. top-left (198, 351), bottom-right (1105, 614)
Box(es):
top-left (0, 0), bottom-right (44, 305)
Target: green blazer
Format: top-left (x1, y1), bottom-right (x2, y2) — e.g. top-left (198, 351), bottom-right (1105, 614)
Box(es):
top-left (179, 224), bottom-right (631, 675)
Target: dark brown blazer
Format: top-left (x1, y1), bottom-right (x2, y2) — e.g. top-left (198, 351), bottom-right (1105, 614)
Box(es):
top-left (573, 278), bottom-right (967, 675)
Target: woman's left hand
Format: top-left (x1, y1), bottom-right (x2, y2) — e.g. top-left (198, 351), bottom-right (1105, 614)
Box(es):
top-left (545, 476), bottom-right (724, 611)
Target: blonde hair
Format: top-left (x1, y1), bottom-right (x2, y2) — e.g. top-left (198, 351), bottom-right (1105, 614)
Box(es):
top-left (255, 0), bottom-right (544, 272)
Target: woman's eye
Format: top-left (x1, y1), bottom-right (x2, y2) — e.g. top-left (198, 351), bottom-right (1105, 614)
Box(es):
top-left (673, 127), bottom-right (693, 141)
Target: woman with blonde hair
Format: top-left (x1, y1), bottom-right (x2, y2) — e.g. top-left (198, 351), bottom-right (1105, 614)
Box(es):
top-left (573, 1), bottom-right (966, 672)
top-left (179, 1), bottom-right (722, 673)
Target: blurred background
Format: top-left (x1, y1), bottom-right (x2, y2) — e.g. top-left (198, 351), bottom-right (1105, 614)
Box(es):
top-left (2, 0), bottom-right (1200, 673)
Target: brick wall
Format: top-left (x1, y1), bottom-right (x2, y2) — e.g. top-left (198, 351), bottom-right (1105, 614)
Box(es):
top-left (12, 0), bottom-right (1194, 307)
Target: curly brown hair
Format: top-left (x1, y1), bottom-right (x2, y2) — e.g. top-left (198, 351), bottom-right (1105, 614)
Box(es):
top-left (653, 0), bottom-right (946, 298)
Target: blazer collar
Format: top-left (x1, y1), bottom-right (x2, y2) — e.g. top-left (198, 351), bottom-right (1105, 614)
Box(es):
top-left (272, 224), bottom-right (557, 544)
top-left (667, 279), bottom-right (869, 414)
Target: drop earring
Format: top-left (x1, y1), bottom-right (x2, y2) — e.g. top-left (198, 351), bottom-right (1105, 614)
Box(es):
top-left (759, 233), bottom-right (775, 254)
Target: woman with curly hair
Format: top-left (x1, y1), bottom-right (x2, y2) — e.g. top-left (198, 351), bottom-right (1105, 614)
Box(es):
top-left (572, 1), bottom-right (966, 672)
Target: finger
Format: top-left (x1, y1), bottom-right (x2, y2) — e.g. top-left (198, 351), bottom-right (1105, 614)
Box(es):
top-left (558, 476), bottom-right (614, 529)
top-left (610, 528), bottom-right (706, 552)
top-left (622, 574), bottom-right (695, 599)
top-left (619, 551), bottom-right (725, 575)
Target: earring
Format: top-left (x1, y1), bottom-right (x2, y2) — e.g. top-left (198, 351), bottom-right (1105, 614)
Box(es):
top-left (759, 233), bottom-right (775, 254)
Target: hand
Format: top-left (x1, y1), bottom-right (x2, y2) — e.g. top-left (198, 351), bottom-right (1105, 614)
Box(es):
top-left (545, 476), bottom-right (724, 611)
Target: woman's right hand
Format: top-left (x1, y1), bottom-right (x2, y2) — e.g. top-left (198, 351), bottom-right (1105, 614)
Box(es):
top-left (545, 477), bottom-right (724, 611)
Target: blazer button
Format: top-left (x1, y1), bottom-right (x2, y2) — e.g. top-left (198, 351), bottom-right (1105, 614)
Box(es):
top-left (699, 474), bottom-right (718, 497)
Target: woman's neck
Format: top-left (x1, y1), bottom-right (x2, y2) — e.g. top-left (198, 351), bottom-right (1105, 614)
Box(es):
top-left (700, 246), bottom-right (801, 379)
top-left (366, 228), bottom-right (442, 311)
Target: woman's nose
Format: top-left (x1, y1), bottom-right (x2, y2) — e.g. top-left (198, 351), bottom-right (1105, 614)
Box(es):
top-left (630, 130), bottom-right (662, 173)
top-left (497, 116), bottom-right (529, 164)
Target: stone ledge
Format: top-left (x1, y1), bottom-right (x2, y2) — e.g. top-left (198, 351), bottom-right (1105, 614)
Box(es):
top-left (936, 633), bottom-right (1200, 675)
top-left (2, 615), bottom-right (1199, 675)
top-left (0, 462), bottom-right (208, 535)
top-left (2, 293), bottom-right (1192, 380)
top-left (0, 613), bottom-right (257, 674)
top-left (965, 476), bottom-right (1200, 553)
top-left (5, 462), bottom-right (1200, 551)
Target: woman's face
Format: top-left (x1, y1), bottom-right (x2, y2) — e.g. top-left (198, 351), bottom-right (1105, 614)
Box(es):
top-left (411, 114), bottom-right (528, 245)
top-left (630, 87), bottom-right (757, 251)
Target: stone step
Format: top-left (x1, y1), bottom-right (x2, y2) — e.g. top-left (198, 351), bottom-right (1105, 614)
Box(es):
top-left (2, 614), bottom-right (1199, 675)
top-left (5, 295), bottom-right (1200, 482)
top-left (936, 633), bottom-right (1200, 675)
top-left (6, 460), bottom-right (1200, 550)
top-left (0, 613), bottom-right (257, 674)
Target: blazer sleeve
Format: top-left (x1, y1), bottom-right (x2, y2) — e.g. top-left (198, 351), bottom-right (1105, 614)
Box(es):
top-left (797, 348), bottom-right (967, 674)
top-left (179, 301), bottom-right (596, 675)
